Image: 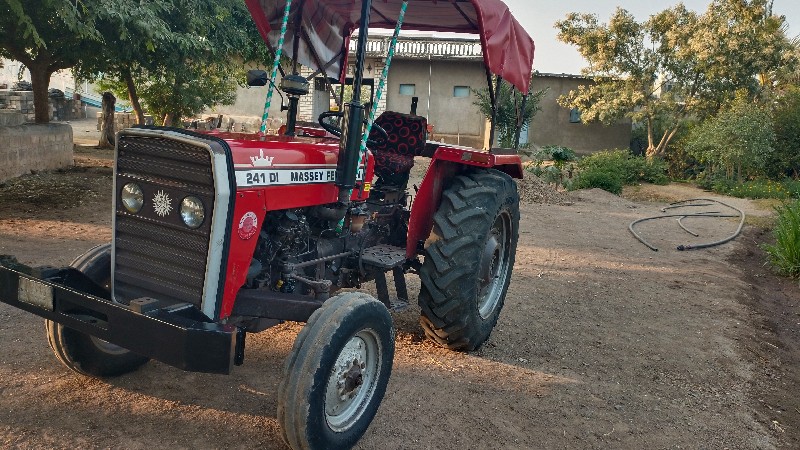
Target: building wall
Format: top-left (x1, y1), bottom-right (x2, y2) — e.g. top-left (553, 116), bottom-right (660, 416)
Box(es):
top-left (387, 59), bottom-right (486, 149)
top-left (204, 62), bottom-right (286, 132)
top-left (529, 75), bottom-right (631, 155)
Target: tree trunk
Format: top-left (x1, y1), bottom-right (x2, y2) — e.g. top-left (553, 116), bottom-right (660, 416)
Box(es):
top-left (163, 112), bottom-right (174, 127)
top-left (99, 92), bottom-right (116, 149)
top-left (646, 126), bottom-right (680, 160)
top-left (29, 63), bottom-right (52, 124)
top-left (122, 68), bottom-right (145, 125)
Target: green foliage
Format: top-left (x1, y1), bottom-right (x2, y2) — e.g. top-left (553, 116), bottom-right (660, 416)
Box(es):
top-left (684, 93), bottom-right (775, 180)
top-left (769, 88), bottom-right (800, 178)
top-left (698, 177), bottom-right (800, 199)
top-left (0, 0), bottom-right (116, 121)
top-left (531, 145), bottom-right (576, 168)
top-left (139, 63), bottom-right (241, 124)
top-left (527, 146), bottom-right (577, 185)
top-left (555, 0), bottom-right (796, 158)
top-left (474, 81), bottom-right (547, 149)
top-left (577, 150), bottom-right (668, 185)
top-left (763, 200), bottom-right (800, 278)
top-left (75, 0), bottom-right (269, 124)
top-left (572, 170), bottom-right (623, 195)
top-left (570, 149), bottom-right (668, 195)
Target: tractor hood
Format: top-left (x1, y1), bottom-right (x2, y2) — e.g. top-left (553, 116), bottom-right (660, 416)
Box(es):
top-left (245, 0), bottom-right (535, 94)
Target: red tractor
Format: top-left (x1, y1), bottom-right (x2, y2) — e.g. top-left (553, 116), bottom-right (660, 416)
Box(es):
top-left (0, 0), bottom-right (534, 448)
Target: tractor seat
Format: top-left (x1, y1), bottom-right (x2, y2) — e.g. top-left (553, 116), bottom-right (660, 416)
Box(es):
top-left (369, 111), bottom-right (427, 179)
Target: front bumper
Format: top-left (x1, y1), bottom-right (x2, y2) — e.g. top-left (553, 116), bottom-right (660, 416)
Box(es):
top-left (0, 263), bottom-right (236, 375)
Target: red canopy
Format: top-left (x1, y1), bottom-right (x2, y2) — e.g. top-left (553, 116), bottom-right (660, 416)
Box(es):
top-left (245, 0), bottom-right (535, 93)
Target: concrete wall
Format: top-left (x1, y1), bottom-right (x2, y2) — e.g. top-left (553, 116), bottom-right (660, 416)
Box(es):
top-left (0, 122), bottom-right (73, 182)
top-left (529, 75), bottom-right (631, 155)
top-left (387, 59), bottom-right (486, 149)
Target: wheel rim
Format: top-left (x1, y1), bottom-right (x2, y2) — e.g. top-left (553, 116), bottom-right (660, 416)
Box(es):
top-left (477, 209), bottom-right (512, 319)
top-left (89, 336), bottom-right (129, 355)
top-left (324, 329), bottom-right (382, 432)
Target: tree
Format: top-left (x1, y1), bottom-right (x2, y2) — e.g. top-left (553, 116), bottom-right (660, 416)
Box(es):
top-left (769, 87), bottom-right (800, 178)
top-left (474, 80), bottom-right (547, 149)
top-left (77, 0), bottom-right (270, 126)
top-left (99, 92), bottom-right (116, 148)
top-left (684, 93), bottom-right (774, 180)
top-left (72, 1), bottom-right (174, 125)
top-left (0, 0), bottom-right (100, 123)
top-left (555, 0), bottom-right (796, 159)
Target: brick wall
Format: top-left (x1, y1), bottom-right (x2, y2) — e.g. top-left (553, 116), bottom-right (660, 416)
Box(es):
top-left (0, 123), bottom-right (73, 182)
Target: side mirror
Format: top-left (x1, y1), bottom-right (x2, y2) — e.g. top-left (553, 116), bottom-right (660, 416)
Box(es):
top-left (247, 70), bottom-right (269, 87)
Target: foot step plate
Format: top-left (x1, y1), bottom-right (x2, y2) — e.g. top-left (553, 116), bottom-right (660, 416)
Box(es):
top-left (361, 245), bottom-right (407, 269)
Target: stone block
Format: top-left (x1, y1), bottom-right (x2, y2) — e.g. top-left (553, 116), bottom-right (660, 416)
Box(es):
top-left (0, 111), bottom-right (24, 127)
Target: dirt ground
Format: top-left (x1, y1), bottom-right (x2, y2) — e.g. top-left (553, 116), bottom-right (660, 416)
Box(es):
top-left (1, 147), bottom-right (799, 449)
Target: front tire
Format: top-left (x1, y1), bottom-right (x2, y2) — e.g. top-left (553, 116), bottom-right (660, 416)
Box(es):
top-left (418, 169), bottom-right (520, 351)
top-left (278, 292), bottom-right (395, 450)
top-left (45, 244), bottom-right (149, 377)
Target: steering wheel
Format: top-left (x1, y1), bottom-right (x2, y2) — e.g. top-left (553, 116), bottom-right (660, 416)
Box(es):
top-left (318, 111), bottom-right (389, 148)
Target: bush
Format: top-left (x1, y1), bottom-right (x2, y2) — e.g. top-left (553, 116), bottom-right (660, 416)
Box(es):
top-left (763, 200), bottom-right (800, 278)
top-left (572, 169), bottom-right (623, 194)
top-left (684, 93), bottom-right (774, 180)
top-left (527, 145), bottom-right (577, 185)
top-left (769, 88), bottom-right (800, 179)
top-left (698, 177), bottom-right (800, 200)
top-left (572, 149), bottom-right (668, 193)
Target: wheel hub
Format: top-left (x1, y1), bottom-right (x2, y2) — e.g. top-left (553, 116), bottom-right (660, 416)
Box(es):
top-left (476, 211), bottom-right (512, 320)
top-left (479, 234), bottom-right (501, 288)
top-left (339, 359), bottom-right (366, 399)
top-left (325, 330), bottom-right (382, 432)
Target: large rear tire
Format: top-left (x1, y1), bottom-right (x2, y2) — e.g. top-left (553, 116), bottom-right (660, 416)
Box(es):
top-left (45, 244), bottom-right (150, 377)
top-left (278, 292), bottom-right (395, 450)
top-left (418, 169), bottom-right (520, 351)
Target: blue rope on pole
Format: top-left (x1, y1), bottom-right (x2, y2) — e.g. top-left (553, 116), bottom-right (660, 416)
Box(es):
top-left (360, 1), bottom-right (408, 153)
top-left (335, 1), bottom-right (408, 232)
top-left (260, 0), bottom-right (293, 134)
top-left (336, 1), bottom-right (408, 232)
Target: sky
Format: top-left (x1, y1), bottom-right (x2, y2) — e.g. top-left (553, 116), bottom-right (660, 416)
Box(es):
top-left (502, 0), bottom-right (800, 75)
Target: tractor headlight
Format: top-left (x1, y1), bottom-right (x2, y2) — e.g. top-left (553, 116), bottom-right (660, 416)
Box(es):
top-left (121, 183), bottom-right (144, 213)
top-left (180, 196), bottom-right (205, 229)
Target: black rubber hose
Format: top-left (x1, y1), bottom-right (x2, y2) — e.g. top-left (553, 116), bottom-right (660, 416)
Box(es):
top-left (629, 198), bottom-right (746, 252)
top-left (675, 200), bottom-right (745, 251)
top-left (628, 213), bottom-right (740, 251)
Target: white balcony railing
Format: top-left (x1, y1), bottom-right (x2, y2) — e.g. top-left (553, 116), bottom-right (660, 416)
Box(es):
top-left (350, 36), bottom-right (483, 60)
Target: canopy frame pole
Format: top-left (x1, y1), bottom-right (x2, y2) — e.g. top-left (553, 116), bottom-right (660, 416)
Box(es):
top-left (290, 0), bottom-right (306, 75)
top-left (259, 0), bottom-right (293, 134)
top-left (301, 29), bottom-right (341, 108)
top-left (336, 0), bottom-right (409, 232)
top-left (487, 73), bottom-right (503, 149)
top-left (335, 0), bottom-right (374, 200)
top-left (360, 0), bottom-right (409, 157)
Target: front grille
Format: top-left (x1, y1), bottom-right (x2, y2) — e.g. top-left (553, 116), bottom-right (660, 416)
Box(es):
top-left (113, 134), bottom-right (216, 308)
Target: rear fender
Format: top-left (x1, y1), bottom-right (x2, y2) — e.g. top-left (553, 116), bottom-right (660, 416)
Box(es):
top-left (406, 147), bottom-right (523, 258)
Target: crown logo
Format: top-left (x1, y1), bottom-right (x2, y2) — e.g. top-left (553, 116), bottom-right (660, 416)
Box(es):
top-left (250, 149), bottom-right (275, 167)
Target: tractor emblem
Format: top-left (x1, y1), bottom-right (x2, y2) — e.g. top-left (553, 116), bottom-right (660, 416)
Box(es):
top-left (153, 190), bottom-right (173, 217)
top-left (250, 149), bottom-right (275, 167)
top-left (238, 212), bottom-right (258, 240)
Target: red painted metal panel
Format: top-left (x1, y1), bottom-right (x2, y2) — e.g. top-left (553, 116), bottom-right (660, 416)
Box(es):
top-left (406, 146), bottom-right (522, 258)
top-left (220, 190), bottom-right (267, 319)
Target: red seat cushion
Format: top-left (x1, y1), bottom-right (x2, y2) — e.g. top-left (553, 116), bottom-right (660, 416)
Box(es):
top-left (369, 112), bottom-right (427, 177)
